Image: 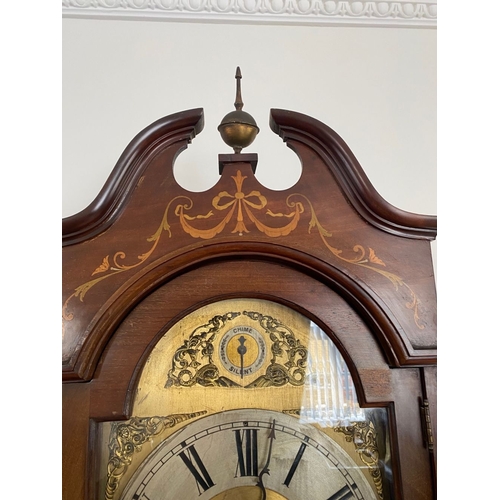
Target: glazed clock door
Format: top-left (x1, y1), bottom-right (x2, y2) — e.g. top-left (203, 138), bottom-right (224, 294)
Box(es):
top-left (96, 298), bottom-right (393, 500)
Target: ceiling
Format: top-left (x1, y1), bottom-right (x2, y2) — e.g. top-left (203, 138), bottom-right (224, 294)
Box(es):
top-left (62, 0), bottom-right (437, 28)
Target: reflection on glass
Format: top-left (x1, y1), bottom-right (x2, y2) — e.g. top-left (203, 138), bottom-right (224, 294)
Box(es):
top-left (300, 321), bottom-right (365, 427)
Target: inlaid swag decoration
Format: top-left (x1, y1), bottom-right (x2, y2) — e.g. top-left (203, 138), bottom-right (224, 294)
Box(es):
top-left (62, 170), bottom-right (424, 330)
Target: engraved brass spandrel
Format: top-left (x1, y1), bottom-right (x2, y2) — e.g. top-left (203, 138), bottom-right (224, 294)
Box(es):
top-left (164, 305), bottom-right (308, 390)
top-left (164, 311), bottom-right (242, 388)
top-left (242, 311), bottom-right (307, 388)
top-left (335, 421), bottom-right (384, 499)
top-left (284, 409), bottom-right (384, 500)
top-left (133, 299), bottom-right (312, 417)
top-left (104, 412), bottom-right (206, 500)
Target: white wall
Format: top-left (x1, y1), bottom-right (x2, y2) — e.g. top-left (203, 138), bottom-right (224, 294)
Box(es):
top-left (62, 19), bottom-right (436, 267)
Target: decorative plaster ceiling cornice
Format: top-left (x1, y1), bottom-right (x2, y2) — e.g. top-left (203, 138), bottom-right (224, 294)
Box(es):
top-left (62, 0), bottom-right (437, 28)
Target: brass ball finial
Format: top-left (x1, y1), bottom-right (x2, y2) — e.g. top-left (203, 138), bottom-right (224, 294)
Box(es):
top-left (218, 67), bottom-right (260, 154)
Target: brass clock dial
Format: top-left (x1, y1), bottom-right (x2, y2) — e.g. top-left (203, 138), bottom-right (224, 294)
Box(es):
top-left (120, 409), bottom-right (375, 500)
top-left (99, 299), bottom-right (391, 500)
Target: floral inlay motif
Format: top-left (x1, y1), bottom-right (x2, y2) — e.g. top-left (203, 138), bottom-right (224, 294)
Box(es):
top-left (63, 170), bottom-right (424, 331)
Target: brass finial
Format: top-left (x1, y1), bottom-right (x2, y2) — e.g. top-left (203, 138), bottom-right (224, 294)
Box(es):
top-left (234, 66), bottom-right (243, 111)
top-left (218, 67), bottom-right (259, 154)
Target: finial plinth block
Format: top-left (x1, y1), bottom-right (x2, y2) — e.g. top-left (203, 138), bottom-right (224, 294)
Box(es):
top-left (218, 153), bottom-right (258, 175)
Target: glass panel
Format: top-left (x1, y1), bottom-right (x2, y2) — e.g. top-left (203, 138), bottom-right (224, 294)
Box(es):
top-left (300, 321), bottom-right (365, 427)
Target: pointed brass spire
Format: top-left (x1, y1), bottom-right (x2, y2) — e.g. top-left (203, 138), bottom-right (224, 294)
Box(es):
top-left (218, 67), bottom-right (259, 154)
top-left (234, 66), bottom-right (243, 111)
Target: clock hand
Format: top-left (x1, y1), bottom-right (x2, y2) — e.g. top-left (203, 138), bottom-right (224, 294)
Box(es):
top-left (237, 335), bottom-right (247, 379)
top-left (256, 419), bottom-right (276, 500)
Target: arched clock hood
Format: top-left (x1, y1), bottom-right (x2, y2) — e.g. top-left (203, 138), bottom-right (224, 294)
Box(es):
top-left (62, 107), bottom-right (436, 382)
top-left (62, 104), bottom-right (436, 500)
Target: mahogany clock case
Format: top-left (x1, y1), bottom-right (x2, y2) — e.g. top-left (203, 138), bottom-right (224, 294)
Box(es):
top-left (62, 107), bottom-right (437, 500)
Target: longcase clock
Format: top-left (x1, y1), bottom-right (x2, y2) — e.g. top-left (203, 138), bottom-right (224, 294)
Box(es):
top-left (62, 73), bottom-right (437, 500)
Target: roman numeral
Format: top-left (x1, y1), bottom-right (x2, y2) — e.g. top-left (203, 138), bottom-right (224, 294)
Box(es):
top-left (234, 427), bottom-right (259, 476)
top-left (327, 484), bottom-right (356, 500)
top-left (178, 442), bottom-right (215, 493)
top-left (283, 438), bottom-right (308, 487)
